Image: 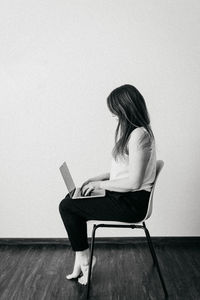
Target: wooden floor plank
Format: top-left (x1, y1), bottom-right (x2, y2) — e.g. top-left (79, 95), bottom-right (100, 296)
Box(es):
top-left (0, 241), bottom-right (200, 300)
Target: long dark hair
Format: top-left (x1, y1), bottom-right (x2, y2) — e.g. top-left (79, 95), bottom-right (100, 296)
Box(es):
top-left (107, 84), bottom-right (154, 160)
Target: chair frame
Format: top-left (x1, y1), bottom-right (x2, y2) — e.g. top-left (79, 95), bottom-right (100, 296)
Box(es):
top-left (86, 160), bottom-right (168, 299)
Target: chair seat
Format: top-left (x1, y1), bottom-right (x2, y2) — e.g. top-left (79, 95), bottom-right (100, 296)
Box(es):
top-left (88, 220), bottom-right (144, 225)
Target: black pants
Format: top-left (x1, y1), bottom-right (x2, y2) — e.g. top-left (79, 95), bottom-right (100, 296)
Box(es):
top-left (58, 189), bottom-right (150, 251)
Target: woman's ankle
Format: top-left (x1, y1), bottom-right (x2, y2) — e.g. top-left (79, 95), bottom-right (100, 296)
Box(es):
top-left (76, 248), bottom-right (90, 265)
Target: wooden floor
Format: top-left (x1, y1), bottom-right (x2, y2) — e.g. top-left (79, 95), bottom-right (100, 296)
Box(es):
top-left (0, 239), bottom-right (200, 300)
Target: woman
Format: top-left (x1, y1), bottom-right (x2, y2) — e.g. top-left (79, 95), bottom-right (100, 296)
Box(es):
top-left (59, 84), bottom-right (156, 285)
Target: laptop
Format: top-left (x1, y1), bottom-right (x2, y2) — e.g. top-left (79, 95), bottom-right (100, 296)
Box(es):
top-left (59, 162), bottom-right (106, 199)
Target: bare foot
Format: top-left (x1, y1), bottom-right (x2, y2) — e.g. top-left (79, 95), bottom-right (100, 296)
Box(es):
top-left (66, 255), bottom-right (82, 280)
top-left (78, 256), bottom-right (96, 285)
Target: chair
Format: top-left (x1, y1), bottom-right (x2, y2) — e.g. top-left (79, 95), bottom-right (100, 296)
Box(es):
top-left (86, 160), bottom-right (168, 299)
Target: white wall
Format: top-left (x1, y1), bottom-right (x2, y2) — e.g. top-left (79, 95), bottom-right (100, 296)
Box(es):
top-left (1, 0), bottom-right (200, 238)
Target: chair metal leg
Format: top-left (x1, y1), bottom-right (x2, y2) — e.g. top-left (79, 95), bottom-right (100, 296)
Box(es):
top-left (142, 223), bottom-right (157, 265)
top-left (143, 222), bottom-right (168, 297)
top-left (86, 224), bottom-right (97, 299)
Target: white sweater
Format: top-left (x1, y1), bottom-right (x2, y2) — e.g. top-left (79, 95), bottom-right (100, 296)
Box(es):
top-left (109, 127), bottom-right (156, 192)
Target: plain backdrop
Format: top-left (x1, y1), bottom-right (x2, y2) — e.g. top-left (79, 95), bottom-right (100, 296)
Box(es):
top-left (1, 0), bottom-right (200, 238)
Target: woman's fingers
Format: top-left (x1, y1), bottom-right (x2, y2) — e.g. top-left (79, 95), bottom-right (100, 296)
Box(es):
top-left (80, 184), bottom-right (85, 193)
top-left (84, 187), bottom-right (94, 196)
top-left (80, 183), bottom-right (87, 194)
top-left (80, 180), bottom-right (90, 192)
top-left (81, 184), bottom-right (90, 195)
top-left (81, 185), bottom-right (86, 195)
top-left (81, 183), bottom-right (95, 196)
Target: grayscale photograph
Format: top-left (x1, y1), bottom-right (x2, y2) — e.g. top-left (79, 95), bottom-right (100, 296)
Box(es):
top-left (0, 1), bottom-right (200, 299)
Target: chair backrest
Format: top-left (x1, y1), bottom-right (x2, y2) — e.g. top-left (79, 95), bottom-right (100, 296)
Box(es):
top-left (143, 160), bottom-right (164, 221)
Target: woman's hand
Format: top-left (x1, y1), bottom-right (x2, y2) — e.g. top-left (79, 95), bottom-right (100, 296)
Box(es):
top-left (80, 179), bottom-right (92, 189)
top-left (80, 173), bottom-right (110, 195)
top-left (80, 179), bottom-right (93, 195)
top-left (81, 181), bottom-right (101, 196)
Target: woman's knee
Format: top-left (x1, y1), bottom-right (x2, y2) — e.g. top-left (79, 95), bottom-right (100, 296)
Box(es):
top-left (58, 194), bottom-right (71, 213)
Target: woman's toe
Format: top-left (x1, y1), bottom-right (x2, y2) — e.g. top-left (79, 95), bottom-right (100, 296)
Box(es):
top-left (66, 268), bottom-right (82, 280)
top-left (78, 275), bottom-right (88, 285)
top-left (77, 256), bottom-right (97, 285)
top-left (66, 273), bottom-right (74, 280)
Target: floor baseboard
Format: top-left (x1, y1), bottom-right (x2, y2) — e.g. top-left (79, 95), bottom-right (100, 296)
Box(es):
top-left (0, 236), bottom-right (200, 245)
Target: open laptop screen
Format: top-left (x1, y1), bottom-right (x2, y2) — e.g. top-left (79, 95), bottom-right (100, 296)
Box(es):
top-left (59, 162), bottom-right (76, 193)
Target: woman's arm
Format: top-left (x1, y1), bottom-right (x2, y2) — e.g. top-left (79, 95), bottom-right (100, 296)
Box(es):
top-left (99, 130), bottom-right (151, 192)
top-left (82, 129), bottom-right (151, 195)
top-left (99, 146), bottom-right (150, 192)
top-left (83, 147), bottom-right (149, 194)
top-left (80, 173), bottom-right (110, 193)
top-left (89, 172), bottom-right (110, 182)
